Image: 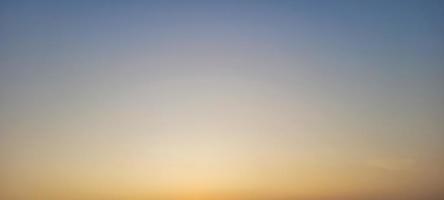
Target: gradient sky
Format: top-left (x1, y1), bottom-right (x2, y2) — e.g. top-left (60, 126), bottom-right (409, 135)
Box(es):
top-left (1, 1), bottom-right (444, 200)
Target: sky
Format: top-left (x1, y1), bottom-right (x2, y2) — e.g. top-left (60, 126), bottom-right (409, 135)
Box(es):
top-left (1, 1), bottom-right (443, 200)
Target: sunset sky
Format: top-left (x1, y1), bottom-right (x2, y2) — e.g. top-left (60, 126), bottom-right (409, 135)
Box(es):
top-left (1, 1), bottom-right (443, 200)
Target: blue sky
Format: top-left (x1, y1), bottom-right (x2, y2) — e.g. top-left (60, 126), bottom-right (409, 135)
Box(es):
top-left (1, 1), bottom-right (443, 199)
